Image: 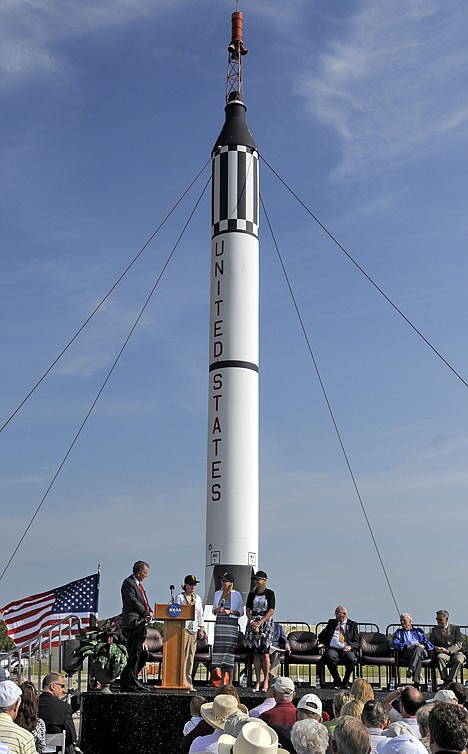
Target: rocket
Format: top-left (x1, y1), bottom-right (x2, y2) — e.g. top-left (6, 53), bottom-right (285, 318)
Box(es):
top-left (205, 8), bottom-right (259, 607)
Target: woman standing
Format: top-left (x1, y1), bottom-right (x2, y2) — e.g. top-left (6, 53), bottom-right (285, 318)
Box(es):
top-left (211, 572), bottom-right (244, 686)
top-left (244, 570), bottom-right (275, 691)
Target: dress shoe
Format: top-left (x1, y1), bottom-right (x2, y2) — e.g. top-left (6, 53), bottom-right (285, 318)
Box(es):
top-left (406, 668), bottom-right (414, 678)
top-left (341, 682), bottom-right (350, 689)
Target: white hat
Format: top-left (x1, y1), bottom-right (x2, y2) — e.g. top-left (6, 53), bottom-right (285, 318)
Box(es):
top-left (426, 689), bottom-right (457, 704)
top-left (272, 676), bottom-right (295, 694)
top-left (219, 721), bottom-right (278, 754)
top-left (201, 695), bottom-right (240, 730)
top-left (381, 722), bottom-right (415, 738)
top-left (377, 734), bottom-right (427, 754)
top-left (297, 693), bottom-right (322, 717)
top-left (0, 680), bottom-right (22, 707)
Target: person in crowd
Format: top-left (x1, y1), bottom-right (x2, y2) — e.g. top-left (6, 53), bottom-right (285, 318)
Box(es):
top-left (37, 673), bottom-right (76, 754)
top-left (244, 571), bottom-right (276, 692)
top-left (318, 606), bottom-right (360, 689)
top-left (384, 687), bottom-right (424, 738)
top-left (416, 703), bottom-right (434, 752)
top-left (325, 690), bottom-right (354, 732)
top-left (361, 700), bottom-right (390, 753)
top-left (211, 572), bottom-right (244, 687)
top-left (296, 694), bottom-right (323, 723)
top-left (351, 679), bottom-right (375, 705)
top-left (341, 700), bottom-right (365, 720)
top-left (290, 719), bottom-right (329, 754)
top-left (120, 560), bottom-right (153, 692)
top-left (218, 720), bottom-right (279, 754)
top-left (446, 682), bottom-right (467, 707)
top-left (259, 677), bottom-right (296, 726)
top-left (269, 622), bottom-right (291, 678)
top-left (392, 614), bottom-right (433, 689)
top-left (175, 575), bottom-right (205, 691)
top-left (427, 700), bottom-right (468, 754)
top-left (250, 684), bottom-right (276, 718)
top-left (376, 734), bottom-right (427, 754)
top-left (15, 682), bottom-right (45, 753)
top-left (180, 685), bottom-right (243, 753)
top-left (189, 694), bottom-right (246, 753)
top-left (268, 693), bottom-right (323, 753)
top-left (331, 716), bottom-right (371, 754)
top-left (183, 695), bottom-right (207, 736)
top-left (429, 611), bottom-right (465, 690)
top-left (0, 680), bottom-right (36, 754)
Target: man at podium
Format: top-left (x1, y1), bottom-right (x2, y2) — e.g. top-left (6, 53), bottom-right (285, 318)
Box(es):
top-left (120, 560), bottom-right (153, 692)
top-left (175, 575), bottom-right (205, 690)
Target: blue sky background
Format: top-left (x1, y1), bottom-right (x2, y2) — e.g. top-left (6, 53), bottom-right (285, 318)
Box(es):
top-left (1, 0), bottom-right (468, 631)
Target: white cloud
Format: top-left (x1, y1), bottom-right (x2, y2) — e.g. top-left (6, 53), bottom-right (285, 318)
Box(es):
top-left (0, 0), bottom-right (183, 87)
top-left (299, 0), bottom-right (468, 177)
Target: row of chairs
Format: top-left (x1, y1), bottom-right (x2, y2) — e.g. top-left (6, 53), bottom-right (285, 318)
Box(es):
top-left (142, 622), bottom-right (468, 690)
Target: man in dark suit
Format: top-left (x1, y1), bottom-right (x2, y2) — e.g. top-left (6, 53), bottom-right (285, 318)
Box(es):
top-left (120, 560), bottom-right (153, 692)
top-left (429, 610), bottom-right (465, 689)
top-left (318, 605), bottom-right (360, 688)
top-left (38, 672), bottom-right (76, 754)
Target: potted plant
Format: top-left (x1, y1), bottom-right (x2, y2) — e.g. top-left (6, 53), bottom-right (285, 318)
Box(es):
top-left (75, 618), bottom-right (128, 693)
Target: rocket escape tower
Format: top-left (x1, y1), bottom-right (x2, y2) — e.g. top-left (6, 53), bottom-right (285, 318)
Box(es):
top-left (205, 6), bottom-right (260, 609)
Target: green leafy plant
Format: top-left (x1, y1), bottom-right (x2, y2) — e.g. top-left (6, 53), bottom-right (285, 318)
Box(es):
top-left (75, 618), bottom-right (128, 678)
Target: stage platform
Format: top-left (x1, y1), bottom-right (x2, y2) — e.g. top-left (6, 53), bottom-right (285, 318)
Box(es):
top-left (79, 683), bottom-right (433, 754)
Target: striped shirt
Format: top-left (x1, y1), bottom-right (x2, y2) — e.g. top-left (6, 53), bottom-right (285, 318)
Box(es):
top-left (0, 714), bottom-right (36, 754)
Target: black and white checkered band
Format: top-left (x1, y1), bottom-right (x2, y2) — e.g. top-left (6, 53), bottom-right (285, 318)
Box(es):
top-left (212, 144), bottom-right (259, 237)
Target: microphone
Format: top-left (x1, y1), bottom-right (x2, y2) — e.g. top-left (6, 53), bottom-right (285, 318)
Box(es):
top-left (169, 584), bottom-right (175, 604)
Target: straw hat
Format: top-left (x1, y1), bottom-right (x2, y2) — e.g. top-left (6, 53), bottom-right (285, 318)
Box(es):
top-left (218, 721), bottom-right (279, 754)
top-left (200, 695), bottom-right (240, 730)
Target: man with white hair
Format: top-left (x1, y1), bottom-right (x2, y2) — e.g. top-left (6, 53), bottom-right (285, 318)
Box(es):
top-left (393, 614), bottom-right (433, 689)
top-left (0, 681), bottom-right (36, 754)
top-left (291, 719), bottom-right (329, 754)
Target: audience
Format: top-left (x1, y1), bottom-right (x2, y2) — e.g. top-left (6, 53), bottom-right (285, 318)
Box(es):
top-left (290, 719), bottom-right (329, 754)
top-left (341, 700), bottom-right (365, 720)
top-left (361, 700), bottom-right (390, 752)
top-left (183, 695), bottom-right (207, 736)
top-left (0, 681), bottom-right (36, 754)
top-left (332, 716), bottom-right (372, 754)
top-left (351, 679), bottom-right (375, 705)
top-left (37, 673), bottom-right (76, 754)
top-left (384, 687), bottom-right (424, 738)
top-left (189, 694), bottom-right (242, 752)
top-left (181, 685), bottom-right (243, 752)
top-left (326, 690), bottom-right (354, 733)
top-left (218, 720), bottom-right (279, 754)
top-left (259, 677), bottom-right (296, 726)
top-left (427, 702), bottom-right (468, 754)
top-left (416, 703), bottom-right (434, 752)
top-left (15, 682), bottom-right (45, 754)
top-left (446, 683), bottom-right (467, 708)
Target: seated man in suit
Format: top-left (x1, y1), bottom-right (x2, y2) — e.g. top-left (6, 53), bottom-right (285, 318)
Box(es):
top-left (318, 605), bottom-right (359, 689)
top-left (429, 610), bottom-right (465, 689)
top-left (392, 613), bottom-right (433, 689)
top-left (38, 673), bottom-right (77, 754)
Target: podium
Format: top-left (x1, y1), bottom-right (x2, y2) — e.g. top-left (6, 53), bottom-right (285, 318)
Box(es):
top-left (154, 602), bottom-right (195, 692)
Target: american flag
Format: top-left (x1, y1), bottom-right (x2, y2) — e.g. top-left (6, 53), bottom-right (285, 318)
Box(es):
top-left (1, 573), bottom-right (99, 647)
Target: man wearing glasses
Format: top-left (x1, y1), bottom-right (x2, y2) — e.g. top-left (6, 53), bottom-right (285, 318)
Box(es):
top-left (38, 673), bottom-right (76, 753)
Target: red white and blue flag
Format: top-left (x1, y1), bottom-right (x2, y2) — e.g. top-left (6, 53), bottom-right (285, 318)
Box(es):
top-left (1, 573), bottom-right (99, 647)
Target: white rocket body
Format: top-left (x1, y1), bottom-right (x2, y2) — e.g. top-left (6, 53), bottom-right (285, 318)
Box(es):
top-left (205, 100), bottom-right (259, 605)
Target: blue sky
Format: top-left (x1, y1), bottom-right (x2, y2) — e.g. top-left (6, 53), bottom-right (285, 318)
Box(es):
top-left (1, 0), bottom-right (468, 633)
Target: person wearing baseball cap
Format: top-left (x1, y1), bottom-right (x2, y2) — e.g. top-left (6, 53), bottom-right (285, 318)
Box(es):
top-left (259, 677), bottom-right (296, 727)
top-left (0, 681), bottom-right (36, 754)
top-left (296, 693), bottom-right (323, 722)
top-left (175, 575), bottom-right (205, 691)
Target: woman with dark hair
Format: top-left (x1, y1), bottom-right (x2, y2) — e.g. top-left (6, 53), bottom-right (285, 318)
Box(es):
top-left (16, 681), bottom-right (46, 753)
top-left (244, 570), bottom-right (275, 691)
